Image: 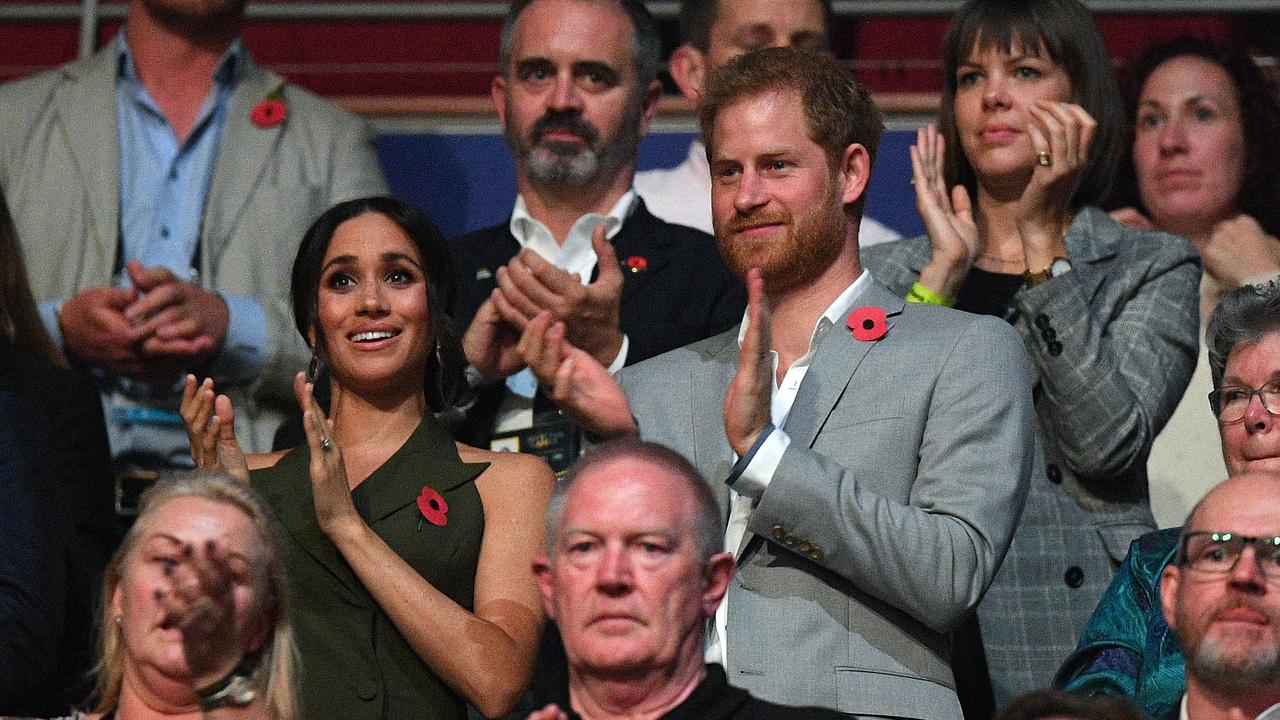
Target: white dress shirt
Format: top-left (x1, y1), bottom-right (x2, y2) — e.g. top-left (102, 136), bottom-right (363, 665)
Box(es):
top-left (707, 270), bottom-right (873, 666)
top-left (495, 191), bottom-right (634, 432)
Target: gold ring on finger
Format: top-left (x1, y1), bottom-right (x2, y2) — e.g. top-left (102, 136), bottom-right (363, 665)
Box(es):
top-left (1037, 150), bottom-right (1053, 167)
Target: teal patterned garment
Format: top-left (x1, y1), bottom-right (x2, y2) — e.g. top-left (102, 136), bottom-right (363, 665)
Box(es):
top-left (1054, 527), bottom-right (1183, 720)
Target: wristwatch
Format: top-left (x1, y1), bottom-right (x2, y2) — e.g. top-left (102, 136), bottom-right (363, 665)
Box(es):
top-left (1024, 257), bottom-right (1072, 288)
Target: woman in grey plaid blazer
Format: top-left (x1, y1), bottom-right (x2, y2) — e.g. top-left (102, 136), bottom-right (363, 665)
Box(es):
top-left (861, 0), bottom-right (1200, 706)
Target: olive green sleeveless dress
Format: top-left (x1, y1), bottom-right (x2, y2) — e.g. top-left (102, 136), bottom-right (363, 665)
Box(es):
top-left (252, 416), bottom-right (488, 719)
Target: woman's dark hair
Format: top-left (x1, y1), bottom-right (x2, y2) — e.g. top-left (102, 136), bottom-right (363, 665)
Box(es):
top-left (0, 187), bottom-right (63, 365)
top-left (939, 0), bottom-right (1125, 208)
top-left (994, 689), bottom-right (1144, 720)
top-left (290, 197), bottom-right (467, 412)
top-left (1107, 36), bottom-right (1280, 236)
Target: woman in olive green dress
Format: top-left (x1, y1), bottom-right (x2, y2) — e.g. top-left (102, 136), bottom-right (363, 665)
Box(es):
top-left (182, 197), bottom-right (553, 720)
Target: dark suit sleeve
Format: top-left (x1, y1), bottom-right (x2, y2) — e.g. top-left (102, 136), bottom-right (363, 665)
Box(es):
top-left (0, 363), bottom-right (114, 712)
top-left (0, 395), bottom-right (65, 702)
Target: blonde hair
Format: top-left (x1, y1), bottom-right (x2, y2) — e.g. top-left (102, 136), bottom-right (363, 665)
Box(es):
top-left (91, 472), bottom-right (297, 720)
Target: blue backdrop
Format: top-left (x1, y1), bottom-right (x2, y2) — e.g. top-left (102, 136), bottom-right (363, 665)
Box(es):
top-left (376, 128), bottom-right (925, 240)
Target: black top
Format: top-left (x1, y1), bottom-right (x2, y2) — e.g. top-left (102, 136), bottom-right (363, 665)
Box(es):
top-left (954, 266), bottom-right (1025, 322)
top-left (552, 665), bottom-right (848, 720)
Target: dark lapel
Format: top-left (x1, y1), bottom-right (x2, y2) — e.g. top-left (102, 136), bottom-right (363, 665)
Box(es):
top-left (355, 415), bottom-right (489, 525)
top-left (608, 198), bottom-right (682, 305)
top-left (253, 416), bottom-right (488, 597)
top-left (784, 279), bottom-right (905, 449)
top-left (201, 53), bottom-right (285, 272)
top-left (52, 48), bottom-right (120, 269)
top-left (253, 447), bottom-right (362, 597)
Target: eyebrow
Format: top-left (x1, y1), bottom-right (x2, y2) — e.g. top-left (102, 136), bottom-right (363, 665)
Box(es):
top-left (322, 252), bottom-right (423, 274)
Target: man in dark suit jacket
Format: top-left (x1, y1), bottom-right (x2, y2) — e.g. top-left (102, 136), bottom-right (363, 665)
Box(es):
top-left (451, 0), bottom-right (744, 455)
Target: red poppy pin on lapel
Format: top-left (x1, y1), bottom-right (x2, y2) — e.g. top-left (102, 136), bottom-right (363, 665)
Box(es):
top-left (624, 255), bottom-right (648, 273)
top-left (416, 486), bottom-right (448, 530)
top-left (847, 306), bottom-right (888, 341)
top-left (250, 88), bottom-right (287, 129)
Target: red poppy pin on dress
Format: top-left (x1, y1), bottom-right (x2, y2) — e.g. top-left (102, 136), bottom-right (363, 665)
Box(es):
top-left (847, 306), bottom-right (888, 341)
top-left (250, 90), bottom-right (287, 129)
top-left (625, 255), bottom-right (648, 273)
top-left (416, 487), bottom-right (448, 530)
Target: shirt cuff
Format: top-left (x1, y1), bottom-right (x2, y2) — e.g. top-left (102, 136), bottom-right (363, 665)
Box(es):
top-left (205, 293), bottom-right (267, 386)
top-left (725, 424), bottom-right (789, 500)
top-left (606, 334), bottom-right (630, 375)
top-left (37, 298), bottom-right (66, 352)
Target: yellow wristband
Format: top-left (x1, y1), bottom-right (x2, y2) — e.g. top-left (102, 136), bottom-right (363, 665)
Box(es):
top-left (906, 281), bottom-right (955, 307)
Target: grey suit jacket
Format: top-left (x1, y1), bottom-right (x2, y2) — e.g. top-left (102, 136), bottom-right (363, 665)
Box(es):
top-left (862, 206), bottom-right (1201, 703)
top-left (0, 43), bottom-right (387, 452)
top-left (619, 279), bottom-right (1035, 719)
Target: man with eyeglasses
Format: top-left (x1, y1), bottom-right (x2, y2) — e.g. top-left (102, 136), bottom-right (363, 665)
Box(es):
top-left (1058, 281), bottom-right (1280, 719)
top-left (1159, 475), bottom-right (1280, 719)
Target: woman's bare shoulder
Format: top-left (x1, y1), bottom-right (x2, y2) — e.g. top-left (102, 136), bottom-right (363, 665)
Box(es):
top-left (458, 444), bottom-right (554, 493)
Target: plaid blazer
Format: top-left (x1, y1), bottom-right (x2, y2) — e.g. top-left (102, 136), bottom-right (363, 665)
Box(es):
top-left (862, 205), bottom-right (1201, 704)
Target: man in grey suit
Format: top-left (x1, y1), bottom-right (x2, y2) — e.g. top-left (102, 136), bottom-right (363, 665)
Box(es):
top-left (0, 0), bottom-right (387, 474)
top-left (518, 47), bottom-right (1035, 719)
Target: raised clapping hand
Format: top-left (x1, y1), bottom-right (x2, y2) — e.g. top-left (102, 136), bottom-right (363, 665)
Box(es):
top-left (181, 375), bottom-right (250, 484)
top-left (517, 310), bottom-right (636, 440)
top-left (1201, 214), bottom-right (1280, 288)
top-left (157, 537), bottom-right (261, 689)
top-left (723, 268), bottom-right (773, 458)
top-left (294, 372), bottom-right (361, 535)
top-left (1013, 101), bottom-right (1095, 265)
top-left (912, 123), bottom-right (979, 298)
top-left (496, 225), bottom-right (625, 367)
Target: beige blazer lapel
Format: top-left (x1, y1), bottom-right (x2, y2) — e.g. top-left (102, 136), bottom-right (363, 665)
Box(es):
top-left (200, 55), bottom-right (285, 276)
top-left (52, 49), bottom-right (121, 275)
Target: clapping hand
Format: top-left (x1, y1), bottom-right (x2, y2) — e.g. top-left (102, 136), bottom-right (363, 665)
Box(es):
top-left (494, 226), bottom-right (625, 367)
top-left (295, 372), bottom-right (360, 535)
top-left (1016, 101), bottom-right (1095, 265)
top-left (1201, 214), bottom-right (1280, 288)
top-left (181, 375), bottom-right (250, 484)
top-left (157, 538), bottom-right (261, 689)
top-left (723, 269), bottom-right (773, 457)
top-left (912, 124), bottom-right (978, 299)
top-left (518, 310), bottom-right (636, 440)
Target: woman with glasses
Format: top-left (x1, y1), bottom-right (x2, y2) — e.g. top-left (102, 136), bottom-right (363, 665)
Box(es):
top-left (1057, 282), bottom-right (1280, 720)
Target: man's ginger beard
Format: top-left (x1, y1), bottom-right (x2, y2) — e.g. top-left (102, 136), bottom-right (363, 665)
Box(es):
top-left (715, 174), bottom-right (849, 295)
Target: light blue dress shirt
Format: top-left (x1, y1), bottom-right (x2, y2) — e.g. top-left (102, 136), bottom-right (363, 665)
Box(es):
top-left (37, 34), bottom-right (268, 468)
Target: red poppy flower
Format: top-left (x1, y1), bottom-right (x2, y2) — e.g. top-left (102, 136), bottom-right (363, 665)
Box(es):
top-left (847, 306), bottom-right (888, 342)
top-left (625, 255), bottom-right (648, 273)
top-left (417, 487), bottom-right (448, 527)
top-left (250, 99), bottom-right (287, 128)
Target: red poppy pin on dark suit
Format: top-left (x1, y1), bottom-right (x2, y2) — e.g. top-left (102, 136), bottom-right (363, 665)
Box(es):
top-left (624, 255), bottom-right (648, 273)
top-left (416, 487), bottom-right (448, 530)
top-left (848, 306), bottom-right (888, 341)
top-left (250, 89), bottom-right (287, 129)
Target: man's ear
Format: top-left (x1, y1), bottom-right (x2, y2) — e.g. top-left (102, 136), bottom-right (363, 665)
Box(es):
top-left (837, 143), bottom-right (872, 207)
top-left (491, 75), bottom-right (508, 127)
top-left (668, 44), bottom-right (708, 101)
top-left (532, 555), bottom-right (558, 621)
top-left (700, 551), bottom-right (735, 618)
top-left (1159, 563), bottom-right (1182, 633)
top-left (638, 79), bottom-right (663, 139)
